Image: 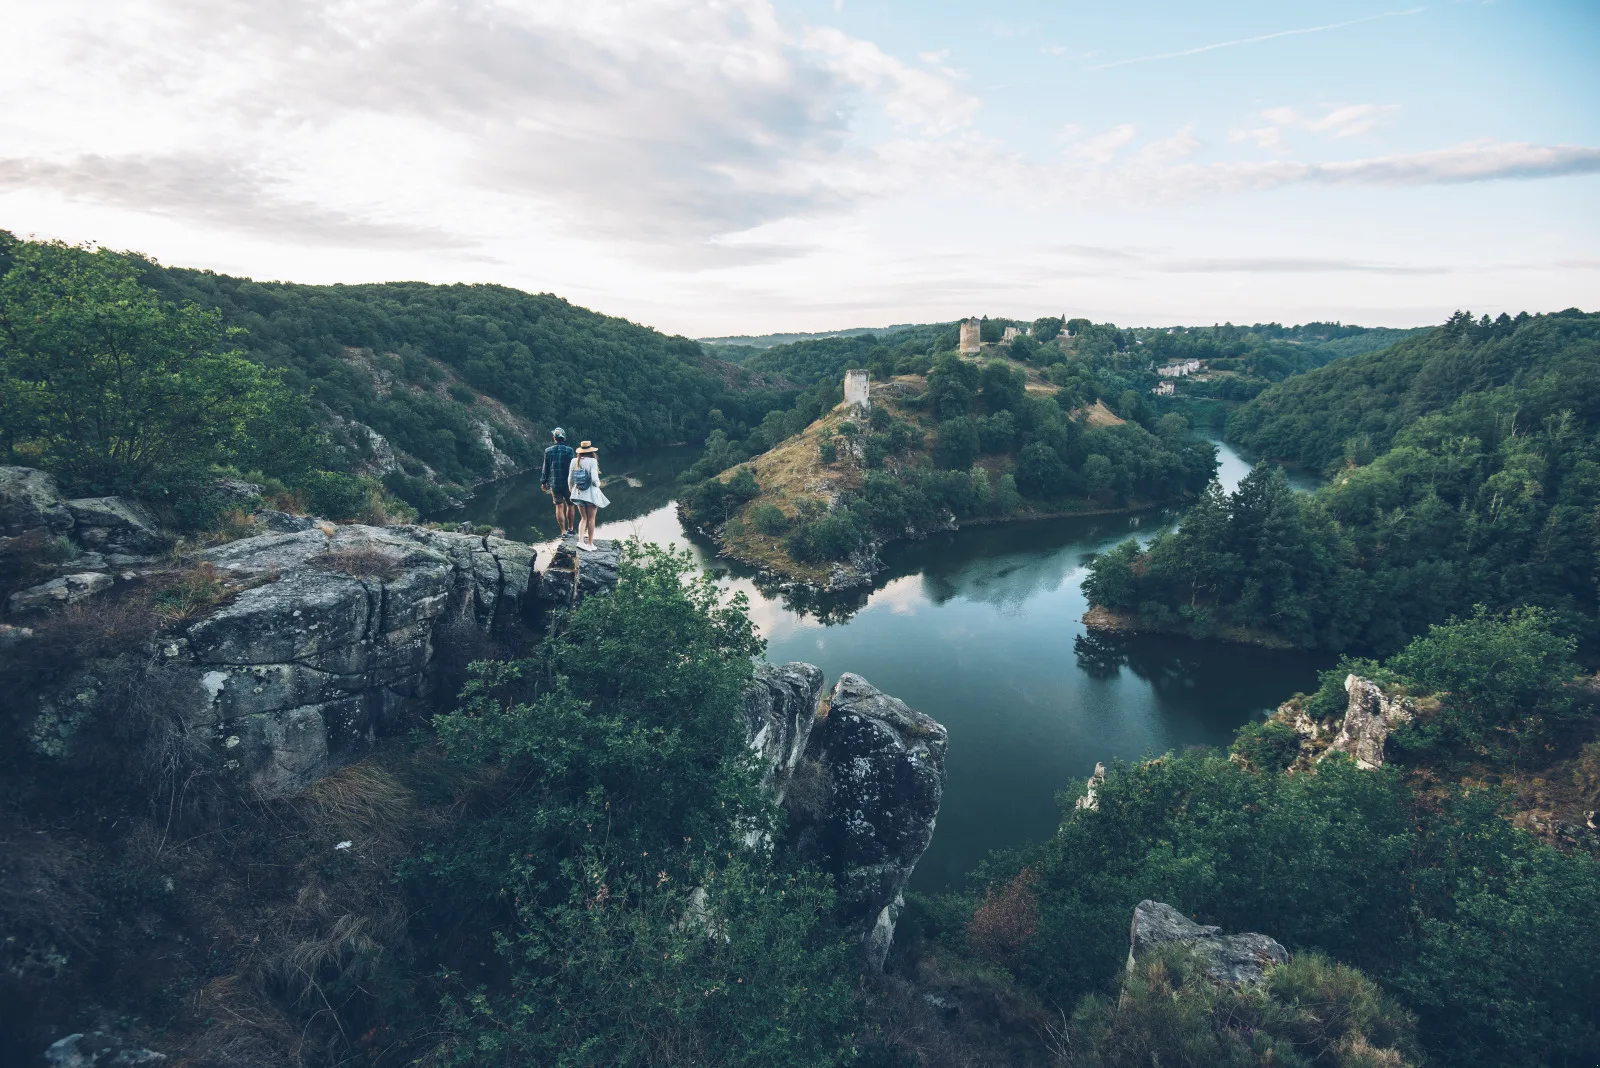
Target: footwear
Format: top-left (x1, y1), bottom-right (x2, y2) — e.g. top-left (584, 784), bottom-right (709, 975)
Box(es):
top-left (560, 530), bottom-right (573, 540)
top-left (577, 541), bottom-right (594, 552)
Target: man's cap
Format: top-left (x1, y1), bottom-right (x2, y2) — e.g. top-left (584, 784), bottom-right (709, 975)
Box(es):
top-left (552, 427), bottom-right (565, 440)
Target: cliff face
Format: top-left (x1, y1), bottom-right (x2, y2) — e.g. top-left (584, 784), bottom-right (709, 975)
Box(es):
top-left (19, 520), bottom-right (535, 797)
top-left (782, 672), bottom-right (949, 971)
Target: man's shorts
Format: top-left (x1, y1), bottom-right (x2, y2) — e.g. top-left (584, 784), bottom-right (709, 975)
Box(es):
top-left (549, 483), bottom-right (572, 503)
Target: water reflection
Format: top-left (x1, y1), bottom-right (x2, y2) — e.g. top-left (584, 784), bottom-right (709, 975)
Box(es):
top-left (450, 437), bottom-right (1332, 889)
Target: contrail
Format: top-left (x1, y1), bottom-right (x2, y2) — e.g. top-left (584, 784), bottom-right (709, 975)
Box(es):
top-left (1087, 7), bottom-right (1426, 71)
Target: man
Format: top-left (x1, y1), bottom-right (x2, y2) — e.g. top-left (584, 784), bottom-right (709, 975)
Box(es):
top-left (540, 427), bottom-right (578, 538)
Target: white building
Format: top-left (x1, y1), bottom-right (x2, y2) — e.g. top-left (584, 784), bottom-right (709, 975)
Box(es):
top-left (1001, 325), bottom-right (1021, 342)
top-left (1152, 380), bottom-right (1176, 396)
top-left (1156, 359), bottom-right (1204, 378)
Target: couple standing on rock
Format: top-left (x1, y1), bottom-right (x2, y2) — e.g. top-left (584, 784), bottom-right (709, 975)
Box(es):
top-left (540, 428), bottom-right (610, 551)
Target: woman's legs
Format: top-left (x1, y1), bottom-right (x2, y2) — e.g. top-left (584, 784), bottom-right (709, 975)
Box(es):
top-left (580, 502), bottom-right (597, 546)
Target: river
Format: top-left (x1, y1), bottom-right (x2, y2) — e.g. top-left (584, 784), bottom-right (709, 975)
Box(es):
top-left (446, 439), bottom-right (1332, 890)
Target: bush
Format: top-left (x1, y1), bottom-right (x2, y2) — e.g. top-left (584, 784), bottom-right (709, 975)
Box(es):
top-left (300, 470), bottom-right (367, 519)
top-left (933, 417), bottom-right (980, 470)
top-left (785, 511), bottom-right (863, 564)
top-left (748, 503), bottom-right (790, 536)
top-left (1062, 947), bottom-right (1420, 1068)
top-left (1231, 718), bottom-right (1304, 772)
top-left (818, 438), bottom-right (839, 465)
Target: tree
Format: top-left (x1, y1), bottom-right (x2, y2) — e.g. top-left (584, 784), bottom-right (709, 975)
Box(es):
top-left (0, 238), bottom-right (276, 497)
top-left (933, 417), bottom-right (981, 470)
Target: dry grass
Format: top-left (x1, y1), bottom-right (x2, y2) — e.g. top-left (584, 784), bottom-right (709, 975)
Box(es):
top-left (1075, 399), bottom-right (1125, 427)
top-left (300, 760), bottom-right (417, 852)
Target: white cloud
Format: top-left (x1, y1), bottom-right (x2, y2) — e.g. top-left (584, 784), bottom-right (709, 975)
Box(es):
top-left (1233, 103), bottom-right (1400, 151)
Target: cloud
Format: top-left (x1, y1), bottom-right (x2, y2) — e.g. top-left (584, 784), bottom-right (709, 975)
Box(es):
top-left (1234, 103), bottom-right (1401, 149)
top-left (4, 0), bottom-right (978, 250)
top-left (0, 154), bottom-right (470, 249)
top-left (1089, 8), bottom-right (1426, 70)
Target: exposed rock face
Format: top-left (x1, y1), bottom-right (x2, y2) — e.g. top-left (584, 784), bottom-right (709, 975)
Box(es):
top-left (1075, 761), bottom-right (1107, 811)
top-left (0, 466), bottom-right (74, 539)
top-left (742, 661), bottom-right (824, 798)
top-left (44, 1032), bottom-right (167, 1066)
top-left (535, 540), bottom-right (621, 607)
top-left (1128, 900), bottom-right (1288, 986)
top-left (1323, 674), bottom-right (1415, 770)
top-left (64, 497), bottom-right (167, 556)
top-left (28, 524), bottom-right (535, 796)
top-left (7, 571), bottom-right (114, 614)
top-left (785, 672), bottom-right (948, 971)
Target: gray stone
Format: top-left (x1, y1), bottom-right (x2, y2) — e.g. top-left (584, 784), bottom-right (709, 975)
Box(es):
top-left (0, 466), bottom-right (74, 538)
top-left (1322, 674), bottom-right (1416, 770)
top-left (784, 672), bottom-right (947, 970)
top-left (1127, 900), bottom-right (1288, 986)
top-left (65, 497), bottom-right (167, 554)
top-left (7, 571), bottom-right (114, 614)
top-left (253, 509), bottom-right (316, 533)
top-left (29, 523), bottom-right (536, 796)
top-left (44, 1031), bottom-right (167, 1066)
top-left (742, 662), bottom-right (824, 798)
top-left (535, 540), bottom-right (622, 607)
top-left (213, 479), bottom-right (265, 505)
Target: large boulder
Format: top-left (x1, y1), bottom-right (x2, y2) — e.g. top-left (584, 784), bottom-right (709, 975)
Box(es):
top-left (65, 497), bottom-right (167, 556)
top-left (535, 540), bottom-right (622, 607)
top-left (1127, 900), bottom-right (1288, 986)
top-left (741, 662), bottom-right (824, 798)
top-left (7, 571), bottom-right (114, 614)
top-left (0, 466), bottom-right (74, 538)
top-left (784, 672), bottom-right (948, 970)
top-left (27, 524), bottom-right (536, 796)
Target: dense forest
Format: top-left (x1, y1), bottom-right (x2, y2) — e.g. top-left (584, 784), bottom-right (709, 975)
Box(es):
top-left (0, 232), bottom-right (788, 518)
top-left (1086, 309), bottom-right (1600, 653)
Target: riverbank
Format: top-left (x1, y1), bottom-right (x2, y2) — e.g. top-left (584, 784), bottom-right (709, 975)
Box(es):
top-left (1082, 604), bottom-right (1299, 650)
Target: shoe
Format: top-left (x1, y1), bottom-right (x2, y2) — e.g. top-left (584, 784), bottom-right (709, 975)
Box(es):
top-left (560, 530), bottom-right (573, 540)
top-left (577, 541), bottom-right (594, 552)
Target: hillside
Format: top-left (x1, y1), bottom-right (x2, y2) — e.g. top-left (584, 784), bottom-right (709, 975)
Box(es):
top-left (1225, 309), bottom-right (1595, 472)
top-left (1086, 309), bottom-right (1600, 653)
top-left (132, 260), bottom-right (787, 510)
top-left (680, 354), bottom-right (1217, 588)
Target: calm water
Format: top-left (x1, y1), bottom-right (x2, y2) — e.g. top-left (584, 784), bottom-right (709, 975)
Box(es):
top-left (444, 441), bottom-right (1333, 889)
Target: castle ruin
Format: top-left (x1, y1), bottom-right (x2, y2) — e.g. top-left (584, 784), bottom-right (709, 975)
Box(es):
top-left (844, 368), bottom-right (870, 411)
top-left (959, 319), bottom-right (981, 354)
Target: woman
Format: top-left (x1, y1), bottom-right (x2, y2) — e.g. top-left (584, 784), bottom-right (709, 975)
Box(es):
top-left (567, 440), bottom-right (610, 550)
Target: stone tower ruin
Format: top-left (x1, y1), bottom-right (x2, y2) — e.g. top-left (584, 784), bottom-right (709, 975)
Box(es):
top-left (843, 368), bottom-right (870, 411)
top-left (959, 319), bottom-right (981, 354)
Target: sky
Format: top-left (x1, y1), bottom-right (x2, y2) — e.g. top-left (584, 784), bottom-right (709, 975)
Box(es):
top-left (1, 0), bottom-right (1596, 336)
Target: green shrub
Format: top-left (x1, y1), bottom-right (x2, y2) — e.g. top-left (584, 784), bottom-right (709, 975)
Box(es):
top-left (749, 503), bottom-right (790, 536)
top-left (1064, 947), bottom-right (1419, 1068)
top-left (300, 470), bottom-right (367, 519)
top-left (818, 438), bottom-right (839, 465)
top-left (785, 512), bottom-right (863, 563)
top-left (1231, 717), bottom-right (1304, 772)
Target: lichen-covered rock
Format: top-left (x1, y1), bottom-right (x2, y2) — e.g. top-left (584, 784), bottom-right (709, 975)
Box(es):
top-left (785, 672), bottom-right (947, 970)
top-left (1322, 674), bottom-right (1416, 770)
top-left (535, 540), bottom-right (621, 607)
top-left (7, 571), bottom-right (114, 613)
top-left (0, 465), bottom-right (74, 538)
top-left (1075, 761), bottom-right (1107, 811)
top-left (742, 662), bottom-right (824, 798)
top-left (28, 524), bottom-right (535, 796)
top-left (1127, 900), bottom-right (1288, 986)
top-left (44, 1031), bottom-right (167, 1066)
top-left (253, 510), bottom-right (317, 534)
top-left (65, 497), bottom-right (167, 555)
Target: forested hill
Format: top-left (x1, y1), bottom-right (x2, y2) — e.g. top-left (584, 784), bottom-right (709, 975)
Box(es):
top-left (133, 262), bottom-right (775, 501)
top-left (1226, 309), bottom-right (1599, 473)
top-left (1086, 308), bottom-right (1600, 653)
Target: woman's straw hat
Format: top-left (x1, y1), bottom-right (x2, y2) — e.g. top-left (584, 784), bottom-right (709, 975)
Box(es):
top-left (576, 441), bottom-right (598, 455)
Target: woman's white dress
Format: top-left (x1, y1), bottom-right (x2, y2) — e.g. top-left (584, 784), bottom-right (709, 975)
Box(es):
top-left (569, 456), bottom-right (610, 507)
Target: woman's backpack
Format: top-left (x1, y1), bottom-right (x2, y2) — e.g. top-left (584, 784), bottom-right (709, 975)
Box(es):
top-left (572, 462), bottom-right (593, 491)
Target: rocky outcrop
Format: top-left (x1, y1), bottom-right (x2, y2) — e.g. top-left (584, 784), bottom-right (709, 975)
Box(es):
top-left (44, 1032), bottom-right (167, 1066)
top-left (1127, 900), bottom-right (1288, 986)
top-left (8, 571), bottom-right (114, 613)
top-left (534, 540), bottom-right (622, 608)
top-left (742, 661), bottom-right (824, 799)
top-left (1269, 674), bottom-right (1421, 771)
top-left (784, 672), bottom-right (948, 970)
top-left (64, 497), bottom-right (167, 556)
top-left (1075, 761), bottom-right (1107, 811)
top-left (1323, 675), bottom-right (1416, 769)
top-left (26, 524), bottom-right (535, 796)
top-left (0, 466), bottom-right (74, 539)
